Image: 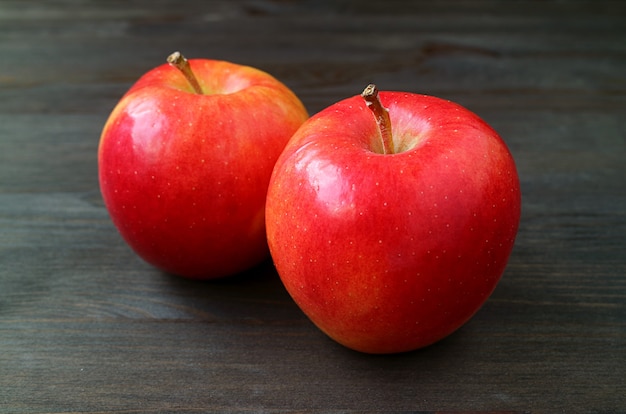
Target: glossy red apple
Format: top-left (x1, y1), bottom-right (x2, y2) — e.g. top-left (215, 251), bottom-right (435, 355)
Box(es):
top-left (98, 52), bottom-right (308, 279)
top-left (266, 85), bottom-right (520, 353)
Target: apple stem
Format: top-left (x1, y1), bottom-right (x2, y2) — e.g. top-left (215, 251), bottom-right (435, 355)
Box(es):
top-left (362, 84), bottom-right (394, 155)
top-left (167, 51), bottom-right (204, 94)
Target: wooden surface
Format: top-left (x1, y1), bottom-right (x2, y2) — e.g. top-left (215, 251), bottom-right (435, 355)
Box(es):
top-left (1, 1), bottom-right (625, 412)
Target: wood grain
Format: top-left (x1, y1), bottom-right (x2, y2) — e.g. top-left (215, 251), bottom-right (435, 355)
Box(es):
top-left (1, 1), bottom-right (624, 412)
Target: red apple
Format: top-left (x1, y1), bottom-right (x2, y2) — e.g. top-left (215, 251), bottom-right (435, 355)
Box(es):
top-left (98, 52), bottom-right (308, 279)
top-left (266, 85), bottom-right (521, 353)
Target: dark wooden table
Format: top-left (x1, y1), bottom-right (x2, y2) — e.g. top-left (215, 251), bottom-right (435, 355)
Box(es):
top-left (1, 1), bottom-right (624, 412)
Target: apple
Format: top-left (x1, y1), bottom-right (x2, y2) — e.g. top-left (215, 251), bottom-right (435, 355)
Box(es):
top-left (266, 84), bottom-right (521, 353)
top-left (98, 52), bottom-right (308, 279)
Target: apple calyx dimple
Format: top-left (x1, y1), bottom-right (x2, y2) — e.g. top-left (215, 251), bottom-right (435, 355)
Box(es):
top-left (167, 51), bottom-right (204, 95)
top-left (361, 84), bottom-right (394, 155)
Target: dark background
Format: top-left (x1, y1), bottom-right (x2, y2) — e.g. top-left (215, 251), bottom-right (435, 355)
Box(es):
top-left (1, 1), bottom-right (624, 412)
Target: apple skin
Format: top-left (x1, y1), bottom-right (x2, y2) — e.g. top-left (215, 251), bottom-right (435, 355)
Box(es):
top-left (98, 58), bottom-right (308, 279)
top-left (266, 90), bottom-right (521, 353)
